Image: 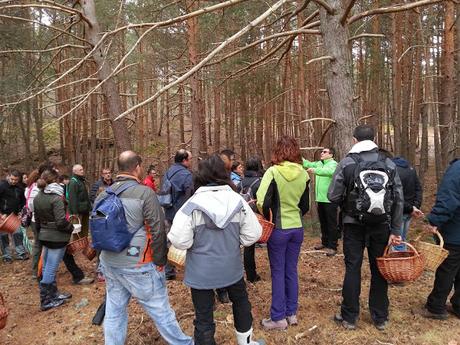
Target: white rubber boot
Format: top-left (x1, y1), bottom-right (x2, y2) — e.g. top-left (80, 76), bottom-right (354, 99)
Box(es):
top-left (235, 328), bottom-right (266, 345)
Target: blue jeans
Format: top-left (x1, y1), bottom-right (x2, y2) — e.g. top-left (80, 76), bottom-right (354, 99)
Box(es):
top-left (394, 214), bottom-right (412, 251)
top-left (0, 226), bottom-right (26, 260)
top-left (102, 262), bottom-right (193, 345)
top-left (267, 228), bottom-right (304, 321)
top-left (40, 246), bottom-right (66, 284)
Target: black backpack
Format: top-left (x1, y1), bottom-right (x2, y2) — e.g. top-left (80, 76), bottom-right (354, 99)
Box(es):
top-left (239, 178), bottom-right (260, 211)
top-left (345, 153), bottom-right (395, 224)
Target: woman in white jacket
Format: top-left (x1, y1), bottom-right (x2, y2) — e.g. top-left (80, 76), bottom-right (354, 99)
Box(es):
top-left (168, 154), bottom-right (265, 345)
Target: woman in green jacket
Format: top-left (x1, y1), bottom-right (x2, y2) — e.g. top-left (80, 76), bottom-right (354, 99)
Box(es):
top-left (257, 136), bottom-right (310, 330)
top-left (34, 169), bottom-right (73, 311)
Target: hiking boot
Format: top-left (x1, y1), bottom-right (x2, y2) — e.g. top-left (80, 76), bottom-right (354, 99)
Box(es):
top-left (216, 290), bottom-right (230, 304)
top-left (51, 282), bottom-right (72, 300)
top-left (3, 257), bottom-right (13, 264)
top-left (40, 283), bottom-right (65, 311)
top-left (287, 315), bottom-right (298, 326)
top-left (422, 307), bottom-right (448, 320)
top-left (314, 244), bottom-right (325, 250)
top-left (261, 318), bottom-right (288, 331)
top-left (235, 328), bottom-right (266, 345)
top-left (18, 254), bottom-right (29, 261)
top-left (74, 276), bottom-right (94, 285)
top-left (324, 248), bottom-right (337, 257)
top-left (374, 320), bottom-right (388, 331)
top-left (334, 313), bottom-right (356, 330)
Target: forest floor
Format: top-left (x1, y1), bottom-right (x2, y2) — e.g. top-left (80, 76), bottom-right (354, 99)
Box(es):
top-left (1, 176), bottom-right (460, 345)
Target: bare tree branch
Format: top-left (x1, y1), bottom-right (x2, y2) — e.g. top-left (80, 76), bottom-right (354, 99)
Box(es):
top-left (306, 55), bottom-right (334, 65)
top-left (349, 33), bottom-right (385, 41)
top-left (340, 0), bottom-right (357, 25)
top-left (0, 2), bottom-right (92, 26)
top-left (0, 44), bottom-right (89, 54)
top-left (312, 0), bottom-right (335, 14)
top-left (113, 0), bottom-right (290, 121)
top-left (206, 28), bottom-right (320, 67)
top-left (348, 0), bottom-right (445, 24)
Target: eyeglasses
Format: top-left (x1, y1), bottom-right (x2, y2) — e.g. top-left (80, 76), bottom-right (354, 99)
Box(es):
top-left (321, 150), bottom-right (329, 154)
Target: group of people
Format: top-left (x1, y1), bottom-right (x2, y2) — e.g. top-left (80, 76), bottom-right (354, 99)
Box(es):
top-left (1, 124), bottom-right (459, 345)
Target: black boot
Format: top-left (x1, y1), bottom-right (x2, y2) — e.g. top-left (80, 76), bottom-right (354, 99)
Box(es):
top-left (51, 282), bottom-right (72, 300)
top-left (195, 330), bottom-right (216, 345)
top-left (40, 283), bottom-right (65, 311)
top-left (216, 289), bottom-right (230, 304)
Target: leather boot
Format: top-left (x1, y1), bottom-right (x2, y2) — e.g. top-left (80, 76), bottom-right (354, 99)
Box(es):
top-left (51, 282), bottom-right (72, 300)
top-left (235, 328), bottom-right (266, 345)
top-left (40, 283), bottom-right (65, 311)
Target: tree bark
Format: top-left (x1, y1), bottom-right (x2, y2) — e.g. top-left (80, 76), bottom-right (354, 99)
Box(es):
top-left (319, 0), bottom-right (356, 158)
top-left (79, 0), bottom-right (131, 153)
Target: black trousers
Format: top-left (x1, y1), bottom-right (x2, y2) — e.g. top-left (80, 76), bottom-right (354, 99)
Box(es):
top-left (63, 251), bottom-right (84, 283)
top-left (191, 278), bottom-right (253, 345)
top-left (317, 202), bottom-right (339, 250)
top-left (426, 243), bottom-right (460, 314)
top-left (243, 244), bottom-right (257, 282)
top-left (341, 223), bottom-right (390, 324)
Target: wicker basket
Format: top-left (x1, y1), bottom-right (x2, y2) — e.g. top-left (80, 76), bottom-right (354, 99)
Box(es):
top-left (0, 214), bottom-right (21, 234)
top-left (255, 209), bottom-right (274, 243)
top-left (82, 243), bottom-right (97, 261)
top-left (67, 234), bottom-right (89, 255)
top-left (415, 231), bottom-right (449, 271)
top-left (377, 242), bottom-right (425, 283)
top-left (0, 292), bottom-right (8, 330)
top-left (167, 246), bottom-right (186, 268)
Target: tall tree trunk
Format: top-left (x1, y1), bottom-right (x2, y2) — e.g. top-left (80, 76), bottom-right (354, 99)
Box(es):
top-left (319, 1), bottom-right (356, 158)
top-left (439, 2), bottom-right (455, 166)
top-left (80, 0), bottom-right (131, 153)
top-left (186, 0), bottom-right (201, 166)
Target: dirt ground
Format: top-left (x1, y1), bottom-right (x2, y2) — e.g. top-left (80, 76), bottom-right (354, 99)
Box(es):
top-left (1, 219), bottom-right (460, 345)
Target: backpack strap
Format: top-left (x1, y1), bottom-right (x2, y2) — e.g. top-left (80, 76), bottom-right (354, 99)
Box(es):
top-left (107, 180), bottom-right (139, 196)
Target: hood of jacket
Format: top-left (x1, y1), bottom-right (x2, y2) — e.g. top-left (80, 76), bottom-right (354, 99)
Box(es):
top-left (44, 183), bottom-right (64, 196)
top-left (275, 161), bottom-right (304, 182)
top-left (348, 140), bottom-right (378, 154)
top-left (182, 185), bottom-right (243, 229)
top-left (392, 156), bottom-right (410, 168)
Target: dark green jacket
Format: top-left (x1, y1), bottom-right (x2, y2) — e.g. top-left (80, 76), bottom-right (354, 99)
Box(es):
top-left (68, 175), bottom-right (91, 214)
top-left (34, 190), bottom-right (73, 243)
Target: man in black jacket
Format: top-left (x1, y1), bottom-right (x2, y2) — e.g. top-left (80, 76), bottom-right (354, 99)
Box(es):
top-left (328, 125), bottom-right (403, 331)
top-left (392, 157), bottom-right (424, 250)
top-left (68, 164), bottom-right (91, 238)
top-left (0, 170), bottom-right (28, 262)
top-left (89, 168), bottom-right (113, 205)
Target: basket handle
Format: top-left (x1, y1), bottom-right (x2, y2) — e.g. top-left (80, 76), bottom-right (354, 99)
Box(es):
top-left (384, 241), bottom-right (420, 256)
top-left (415, 229), bottom-right (444, 248)
top-left (267, 209), bottom-right (273, 223)
top-left (69, 215), bottom-right (81, 224)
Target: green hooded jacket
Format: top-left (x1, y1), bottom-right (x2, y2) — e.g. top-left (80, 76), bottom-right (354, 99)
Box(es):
top-left (303, 158), bottom-right (337, 203)
top-left (256, 161), bottom-right (310, 229)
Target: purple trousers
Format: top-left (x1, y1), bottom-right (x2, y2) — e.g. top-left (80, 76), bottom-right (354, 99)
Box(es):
top-left (267, 227), bottom-right (304, 321)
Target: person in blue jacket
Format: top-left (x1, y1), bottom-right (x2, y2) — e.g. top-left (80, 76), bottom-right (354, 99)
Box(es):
top-left (425, 158), bottom-right (460, 320)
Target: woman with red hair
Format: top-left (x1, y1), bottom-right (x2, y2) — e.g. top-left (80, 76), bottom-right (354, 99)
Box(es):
top-left (256, 136), bottom-right (310, 330)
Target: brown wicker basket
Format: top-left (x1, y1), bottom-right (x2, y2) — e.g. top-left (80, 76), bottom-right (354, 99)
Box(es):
top-left (67, 234), bottom-right (89, 255)
top-left (0, 292), bottom-right (8, 330)
top-left (256, 209), bottom-right (274, 243)
top-left (377, 242), bottom-right (425, 283)
top-left (415, 231), bottom-right (449, 272)
top-left (167, 246), bottom-right (186, 268)
top-left (82, 244), bottom-right (97, 261)
top-left (0, 214), bottom-right (21, 234)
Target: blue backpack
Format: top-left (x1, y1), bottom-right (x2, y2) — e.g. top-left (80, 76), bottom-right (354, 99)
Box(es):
top-left (90, 180), bottom-right (139, 252)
